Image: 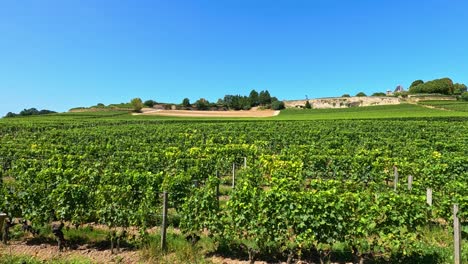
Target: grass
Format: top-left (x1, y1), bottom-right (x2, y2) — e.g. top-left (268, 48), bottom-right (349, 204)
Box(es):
top-left (140, 233), bottom-right (214, 264)
top-left (419, 100), bottom-right (468, 112)
top-left (3, 102), bottom-right (468, 123)
top-left (274, 103), bottom-right (468, 120)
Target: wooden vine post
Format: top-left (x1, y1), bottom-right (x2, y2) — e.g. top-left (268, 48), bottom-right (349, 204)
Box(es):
top-left (393, 166), bottom-right (398, 191)
top-left (232, 163), bottom-right (236, 188)
top-left (453, 204), bottom-right (461, 264)
top-left (426, 188), bottom-right (432, 206)
top-left (161, 191), bottom-right (168, 252)
top-left (407, 175), bottom-right (413, 191)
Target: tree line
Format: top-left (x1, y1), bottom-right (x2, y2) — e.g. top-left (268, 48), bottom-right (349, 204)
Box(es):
top-left (4, 108), bottom-right (56, 118)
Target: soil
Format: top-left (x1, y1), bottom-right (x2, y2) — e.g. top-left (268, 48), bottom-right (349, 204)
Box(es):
top-left (0, 241), bottom-right (140, 263)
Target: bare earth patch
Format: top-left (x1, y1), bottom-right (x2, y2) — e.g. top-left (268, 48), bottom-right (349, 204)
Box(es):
top-left (0, 242), bottom-right (140, 264)
top-left (136, 108), bottom-right (280, 118)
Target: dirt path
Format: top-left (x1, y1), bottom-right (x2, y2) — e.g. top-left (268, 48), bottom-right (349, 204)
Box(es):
top-left (136, 108), bottom-right (280, 118)
top-left (0, 241), bottom-right (141, 263)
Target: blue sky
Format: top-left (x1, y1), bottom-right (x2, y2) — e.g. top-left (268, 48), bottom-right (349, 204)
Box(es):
top-left (1, 0), bottom-right (467, 114)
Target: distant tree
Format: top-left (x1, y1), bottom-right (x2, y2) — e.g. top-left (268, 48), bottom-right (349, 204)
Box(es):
top-left (342, 94), bottom-right (351, 97)
top-left (271, 100), bottom-right (285, 110)
top-left (4, 108), bottom-right (56, 118)
top-left (371, 92), bottom-right (386, 96)
top-left (4, 112), bottom-right (17, 118)
top-left (461, 92), bottom-right (468, 101)
top-left (182, 98), bottom-right (191, 107)
top-left (144, 100), bottom-right (157, 108)
top-left (410, 80), bottom-right (424, 88)
top-left (258, 90), bottom-right (272, 105)
top-left (130, 98), bottom-right (143, 112)
top-left (249, 90), bottom-right (259, 107)
top-left (409, 78), bottom-right (454, 95)
top-left (453, 83), bottom-right (467, 95)
top-left (96, 103), bottom-right (105, 108)
top-left (195, 98), bottom-right (210, 110)
top-left (355, 92), bottom-right (367, 97)
top-left (305, 100), bottom-right (312, 109)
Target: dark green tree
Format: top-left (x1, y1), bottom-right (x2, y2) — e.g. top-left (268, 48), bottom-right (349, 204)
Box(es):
top-left (355, 92), bottom-right (367, 97)
top-left (143, 100), bottom-right (157, 108)
top-left (195, 98), bottom-right (210, 110)
top-left (258, 90), bottom-right (272, 105)
top-left (305, 100), bottom-right (312, 109)
top-left (271, 100), bottom-right (285, 110)
top-left (182, 98), bottom-right (191, 107)
top-left (453, 83), bottom-right (467, 95)
top-left (342, 94), bottom-right (351, 97)
top-left (461, 92), bottom-right (468, 101)
top-left (249, 90), bottom-right (259, 107)
top-left (410, 80), bottom-right (424, 88)
top-left (371, 92), bottom-right (386, 96)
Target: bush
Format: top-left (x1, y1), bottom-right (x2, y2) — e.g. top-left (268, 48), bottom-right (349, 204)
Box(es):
top-left (342, 94), bottom-right (351, 97)
top-left (372, 92), bottom-right (386, 96)
top-left (355, 92), bottom-right (367, 97)
top-left (461, 92), bottom-right (468, 101)
top-left (271, 101), bottom-right (285, 110)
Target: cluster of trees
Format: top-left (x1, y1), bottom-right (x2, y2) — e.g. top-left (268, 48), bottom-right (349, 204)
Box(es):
top-left (218, 90), bottom-right (284, 110)
top-left (4, 108), bottom-right (56, 118)
top-left (409, 78), bottom-right (467, 95)
top-left (180, 90), bottom-right (285, 111)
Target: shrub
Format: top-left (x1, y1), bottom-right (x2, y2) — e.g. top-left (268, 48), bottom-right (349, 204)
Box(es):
top-left (130, 98), bottom-right (143, 112)
top-left (271, 101), bottom-right (285, 110)
top-left (461, 92), bottom-right (468, 101)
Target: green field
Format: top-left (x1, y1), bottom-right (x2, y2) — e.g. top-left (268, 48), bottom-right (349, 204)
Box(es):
top-left (419, 100), bottom-right (468, 112)
top-left (0, 104), bottom-right (467, 263)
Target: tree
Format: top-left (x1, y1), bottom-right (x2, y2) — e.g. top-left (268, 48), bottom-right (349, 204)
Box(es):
top-left (258, 90), bottom-right (272, 105)
top-left (410, 80), bottom-right (424, 88)
top-left (342, 94), bottom-right (351, 97)
top-left (195, 98), bottom-right (210, 110)
top-left (143, 100), bottom-right (157, 108)
top-left (130, 98), bottom-right (143, 112)
top-left (461, 92), bottom-right (468, 101)
top-left (408, 77), bottom-right (454, 95)
top-left (453, 83), bottom-right (467, 95)
top-left (371, 92), bottom-right (386, 96)
top-left (182, 98), bottom-right (191, 107)
top-left (249, 90), bottom-right (259, 107)
top-left (305, 100), bottom-right (312, 109)
top-left (355, 92), bottom-right (367, 97)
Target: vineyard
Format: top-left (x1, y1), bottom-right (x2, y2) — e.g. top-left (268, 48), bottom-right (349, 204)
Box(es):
top-left (0, 112), bottom-right (467, 263)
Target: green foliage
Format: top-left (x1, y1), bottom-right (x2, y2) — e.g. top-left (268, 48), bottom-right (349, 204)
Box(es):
top-left (410, 80), bottom-right (424, 88)
top-left (305, 100), bottom-right (312, 109)
top-left (249, 90), bottom-right (259, 107)
top-left (355, 92), bottom-right (367, 97)
top-left (143, 100), bottom-right (157, 108)
top-left (409, 78), bottom-right (455, 95)
top-left (342, 94), bottom-right (351, 97)
top-left (130, 98), bottom-right (143, 112)
top-left (181, 98), bottom-right (191, 107)
top-left (194, 98), bottom-right (210, 110)
top-left (454, 83), bottom-right (467, 95)
top-left (271, 100), bottom-right (285, 110)
top-left (0, 110), bottom-right (467, 262)
top-left (258, 90), bottom-right (272, 105)
top-left (461, 92), bottom-right (468, 101)
top-left (371, 92), bottom-right (386, 96)
top-left (4, 108), bottom-right (56, 118)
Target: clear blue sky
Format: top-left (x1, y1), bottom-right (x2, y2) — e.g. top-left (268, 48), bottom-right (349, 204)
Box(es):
top-left (1, 0), bottom-right (467, 114)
